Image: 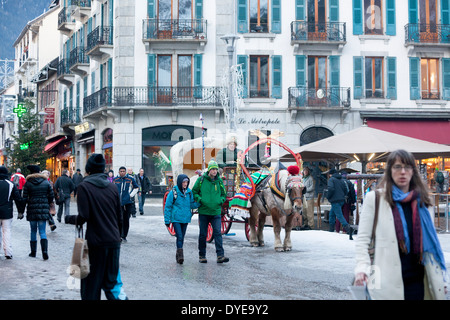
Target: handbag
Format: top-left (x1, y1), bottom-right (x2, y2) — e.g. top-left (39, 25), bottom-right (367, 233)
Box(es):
top-left (56, 189), bottom-right (65, 205)
top-left (69, 225), bottom-right (90, 279)
top-left (368, 189), bottom-right (380, 265)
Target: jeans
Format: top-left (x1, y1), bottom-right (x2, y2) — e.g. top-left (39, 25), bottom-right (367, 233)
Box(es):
top-left (328, 201), bottom-right (349, 232)
top-left (138, 193), bottom-right (146, 214)
top-left (0, 218), bottom-right (13, 256)
top-left (30, 220), bottom-right (47, 241)
top-left (57, 197), bottom-right (71, 221)
top-left (198, 214), bottom-right (224, 257)
top-left (172, 222), bottom-right (188, 249)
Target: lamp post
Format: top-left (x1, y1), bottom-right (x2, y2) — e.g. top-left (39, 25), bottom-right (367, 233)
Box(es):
top-left (220, 34), bottom-right (240, 132)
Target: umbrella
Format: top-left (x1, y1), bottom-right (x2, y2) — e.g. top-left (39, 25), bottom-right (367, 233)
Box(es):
top-left (276, 125), bottom-right (450, 162)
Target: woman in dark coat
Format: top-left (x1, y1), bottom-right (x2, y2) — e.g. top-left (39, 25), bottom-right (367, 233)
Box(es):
top-left (18, 165), bottom-right (54, 260)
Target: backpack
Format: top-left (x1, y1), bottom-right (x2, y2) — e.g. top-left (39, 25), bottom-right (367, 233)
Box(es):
top-left (13, 174), bottom-right (20, 188)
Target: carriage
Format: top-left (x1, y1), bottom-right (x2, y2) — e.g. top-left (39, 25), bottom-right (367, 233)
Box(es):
top-left (162, 133), bottom-right (303, 246)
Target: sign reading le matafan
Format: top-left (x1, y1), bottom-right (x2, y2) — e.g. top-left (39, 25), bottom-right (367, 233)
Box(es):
top-left (237, 117), bottom-right (280, 127)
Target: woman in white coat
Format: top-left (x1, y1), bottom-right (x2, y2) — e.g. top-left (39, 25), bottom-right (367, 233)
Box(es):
top-left (354, 149), bottom-right (447, 300)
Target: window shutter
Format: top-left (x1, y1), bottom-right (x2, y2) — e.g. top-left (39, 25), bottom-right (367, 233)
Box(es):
top-left (147, 0), bottom-right (155, 18)
top-left (409, 57), bottom-right (420, 100)
top-left (194, 54), bottom-right (203, 99)
top-left (386, 57), bottom-right (397, 100)
top-left (353, 0), bottom-right (363, 35)
top-left (408, 0), bottom-right (418, 23)
top-left (442, 58), bottom-right (450, 100)
top-left (441, 0), bottom-right (450, 43)
top-left (329, 0), bottom-right (339, 23)
top-left (329, 56), bottom-right (340, 106)
top-left (108, 58), bottom-right (112, 88)
top-left (353, 56), bottom-right (364, 99)
top-left (296, 0), bottom-right (305, 20)
top-left (195, 0), bottom-right (203, 19)
top-left (271, 55), bottom-right (282, 99)
top-left (237, 0), bottom-right (248, 33)
top-left (148, 54), bottom-right (156, 103)
top-left (237, 55), bottom-right (248, 98)
top-left (386, 0), bottom-right (396, 36)
top-left (295, 55), bottom-right (306, 87)
top-left (271, 0), bottom-right (281, 33)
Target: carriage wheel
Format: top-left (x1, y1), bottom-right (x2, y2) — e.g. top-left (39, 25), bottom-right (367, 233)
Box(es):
top-left (206, 223), bottom-right (214, 243)
top-left (205, 213), bottom-right (232, 243)
top-left (162, 191), bottom-right (176, 236)
top-left (245, 221), bottom-right (258, 241)
top-left (221, 207), bottom-right (233, 235)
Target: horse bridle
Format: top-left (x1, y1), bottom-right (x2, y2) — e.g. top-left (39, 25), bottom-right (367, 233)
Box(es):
top-left (286, 176), bottom-right (304, 204)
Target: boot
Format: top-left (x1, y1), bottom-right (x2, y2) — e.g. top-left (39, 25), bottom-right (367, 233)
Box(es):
top-left (40, 239), bottom-right (49, 260)
top-left (29, 241), bottom-right (37, 257)
top-left (345, 224), bottom-right (354, 241)
top-left (176, 248), bottom-right (184, 264)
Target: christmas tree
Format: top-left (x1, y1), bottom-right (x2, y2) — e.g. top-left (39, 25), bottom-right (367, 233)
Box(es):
top-left (7, 100), bottom-right (48, 175)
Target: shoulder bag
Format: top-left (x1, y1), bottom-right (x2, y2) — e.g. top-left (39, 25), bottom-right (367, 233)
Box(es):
top-left (368, 189), bottom-right (380, 265)
top-left (69, 225), bottom-right (90, 279)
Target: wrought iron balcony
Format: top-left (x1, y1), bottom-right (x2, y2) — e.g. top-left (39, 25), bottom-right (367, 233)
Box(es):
top-left (69, 47), bottom-right (89, 68)
top-left (288, 87), bottom-right (350, 109)
top-left (291, 21), bottom-right (346, 44)
top-left (142, 18), bottom-right (207, 41)
top-left (83, 86), bottom-right (221, 115)
top-left (61, 108), bottom-right (81, 127)
top-left (86, 26), bottom-right (113, 60)
top-left (57, 8), bottom-right (75, 35)
top-left (69, 0), bottom-right (91, 20)
top-left (405, 23), bottom-right (450, 45)
top-left (56, 58), bottom-right (75, 86)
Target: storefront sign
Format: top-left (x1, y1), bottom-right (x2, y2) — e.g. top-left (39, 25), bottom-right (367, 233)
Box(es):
top-left (75, 122), bottom-right (90, 135)
top-left (237, 117), bottom-right (281, 127)
top-left (44, 107), bottom-right (55, 124)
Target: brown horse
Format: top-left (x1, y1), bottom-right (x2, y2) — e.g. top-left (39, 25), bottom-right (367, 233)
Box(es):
top-left (248, 170), bottom-right (304, 251)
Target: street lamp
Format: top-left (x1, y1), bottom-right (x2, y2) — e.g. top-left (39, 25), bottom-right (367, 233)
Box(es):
top-left (220, 34), bottom-right (240, 132)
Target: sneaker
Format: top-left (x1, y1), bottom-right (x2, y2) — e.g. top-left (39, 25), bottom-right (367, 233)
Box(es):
top-left (140, 211), bottom-right (144, 215)
top-left (217, 256), bottom-right (229, 263)
top-left (50, 225), bottom-right (57, 231)
top-left (199, 256), bottom-right (207, 263)
top-left (5, 256), bottom-right (12, 259)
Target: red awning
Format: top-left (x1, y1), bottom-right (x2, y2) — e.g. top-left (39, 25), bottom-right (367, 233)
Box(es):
top-left (366, 119), bottom-right (450, 145)
top-left (44, 136), bottom-right (66, 152)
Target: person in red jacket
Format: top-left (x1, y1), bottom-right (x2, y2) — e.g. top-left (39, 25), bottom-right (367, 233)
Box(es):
top-left (11, 168), bottom-right (26, 196)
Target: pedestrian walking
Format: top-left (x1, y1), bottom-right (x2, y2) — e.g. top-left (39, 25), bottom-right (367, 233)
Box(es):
top-left (10, 168), bottom-right (26, 196)
top-left (72, 168), bottom-right (83, 198)
top-left (127, 167), bottom-right (138, 218)
top-left (19, 165), bottom-right (54, 260)
top-left (107, 170), bottom-right (114, 183)
top-left (354, 149), bottom-right (447, 300)
top-left (65, 154), bottom-right (128, 300)
top-left (326, 168), bottom-right (354, 239)
top-left (135, 168), bottom-right (152, 215)
top-left (113, 166), bottom-right (138, 242)
top-left (192, 160), bottom-right (229, 263)
top-left (54, 169), bottom-right (75, 223)
top-left (336, 171), bottom-right (356, 233)
top-left (42, 170), bottom-right (57, 232)
top-left (301, 166), bottom-right (315, 230)
top-left (164, 174), bottom-right (200, 264)
top-left (0, 166), bottom-right (23, 259)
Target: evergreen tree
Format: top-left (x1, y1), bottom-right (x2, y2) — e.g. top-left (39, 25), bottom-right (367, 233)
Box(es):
top-left (7, 100), bottom-right (48, 175)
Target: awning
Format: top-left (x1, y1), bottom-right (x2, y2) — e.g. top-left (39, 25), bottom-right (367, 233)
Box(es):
top-left (366, 119), bottom-right (450, 145)
top-left (44, 136), bottom-right (66, 152)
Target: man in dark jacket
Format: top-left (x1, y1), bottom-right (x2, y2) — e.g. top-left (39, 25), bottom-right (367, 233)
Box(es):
top-left (54, 169), bottom-right (75, 223)
top-left (135, 168), bottom-right (152, 215)
top-left (0, 166), bottom-right (23, 259)
top-left (113, 167), bottom-right (138, 241)
top-left (66, 154), bottom-right (126, 300)
top-left (72, 168), bottom-right (83, 198)
top-left (326, 168), bottom-right (354, 239)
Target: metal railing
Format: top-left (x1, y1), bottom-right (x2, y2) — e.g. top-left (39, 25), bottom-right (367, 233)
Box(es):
top-left (57, 58), bottom-right (72, 77)
top-left (60, 108), bottom-right (81, 126)
top-left (83, 86), bottom-right (221, 115)
top-left (142, 18), bottom-right (207, 40)
top-left (58, 8), bottom-right (69, 27)
top-left (70, 0), bottom-right (91, 7)
top-left (291, 21), bottom-right (346, 42)
top-left (288, 87), bottom-right (350, 108)
top-left (69, 47), bottom-right (90, 68)
top-left (431, 193), bottom-right (450, 233)
top-left (405, 23), bottom-right (450, 44)
top-left (87, 26), bottom-right (113, 52)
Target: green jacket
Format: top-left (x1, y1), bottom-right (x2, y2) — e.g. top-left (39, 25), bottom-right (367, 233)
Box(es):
top-left (192, 172), bottom-right (226, 216)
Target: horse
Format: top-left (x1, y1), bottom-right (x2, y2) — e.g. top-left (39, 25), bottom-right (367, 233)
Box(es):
top-left (248, 170), bottom-right (304, 252)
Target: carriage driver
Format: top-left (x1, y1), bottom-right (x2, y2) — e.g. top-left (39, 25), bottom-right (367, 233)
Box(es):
top-left (218, 135), bottom-right (247, 169)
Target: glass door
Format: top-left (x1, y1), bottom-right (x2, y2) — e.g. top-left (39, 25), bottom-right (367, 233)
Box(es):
top-left (158, 0), bottom-right (173, 39)
top-left (308, 56), bottom-right (327, 105)
top-left (308, 0), bottom-right (327, 40)
top-left (421, 58), bottom-right (440, 99)
top-left (157, 55), bottom-right (172, 103)
top-left (178, 55), bottom-right (192, 98)
top-left (419, 0), bottom-right (438, 42)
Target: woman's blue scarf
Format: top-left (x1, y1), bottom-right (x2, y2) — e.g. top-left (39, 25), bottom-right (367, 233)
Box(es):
top-left (392, 185), bottom-right (446, 272)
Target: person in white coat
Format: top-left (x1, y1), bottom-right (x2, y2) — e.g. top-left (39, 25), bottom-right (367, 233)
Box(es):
top-left (354, 149), bottom-right (447, 300)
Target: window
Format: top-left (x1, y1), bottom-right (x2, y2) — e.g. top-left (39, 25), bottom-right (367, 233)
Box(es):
top-left (250, 0), bottom-right (269, 32)
top-left (364, 0), bottom-right (383, 35)
top-left (421, 58), bottom-right (439, 99)
top-left (157, 55), bottom-right (172, 87)
top-left (250, 55), bottom-right (269, 97)
top-left (307, 0), bottom-right (327, 33)
top-left (365, 57), bottom-right (384, 98)
top-left (179, 0), bottom-right (192, 19)
top-left (419, 0), bottom-right (438, 37)
top-left (308, 56), bottom-right (327, 91)
top-left (178, 55), bottom-right (192, 97)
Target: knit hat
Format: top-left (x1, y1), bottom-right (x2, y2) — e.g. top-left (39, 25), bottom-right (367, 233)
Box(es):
top-left (226, 135), bottom-right (238, 146)
top-left (85, 153), bottom-right (106, 174)
top-left (207, 159), bottom-right (219, 171)
top-left (27, 165), bottom-right (40, 174)
top-left (329, 168), bottom-right (337, 175)
top-left (0, 166), bottom-right (7, 175)
top-left (287, 165), bottom-right (300, 175)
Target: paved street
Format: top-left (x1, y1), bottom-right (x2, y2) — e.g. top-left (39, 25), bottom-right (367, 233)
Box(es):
top-left (1, 196), bottom-right (449, 302)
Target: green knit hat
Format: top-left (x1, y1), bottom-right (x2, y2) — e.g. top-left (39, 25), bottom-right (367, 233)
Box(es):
top-left (207, 159), bottom-right (219, 171)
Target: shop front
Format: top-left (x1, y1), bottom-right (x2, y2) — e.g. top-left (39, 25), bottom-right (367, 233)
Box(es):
top-left (44, 135), bottom-right (73, 182)
top-left (102, 128), bottom-right (113, 173)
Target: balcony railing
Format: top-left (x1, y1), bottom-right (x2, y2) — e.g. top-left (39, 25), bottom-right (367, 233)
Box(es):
top-left (83, 86), bottom-right (221, 115)
top-left (61, 108), bottom-right (81, 126)
top-left (57, 58), bottom-right (72, 77)
top-left (69, 47), bottom-right (89, 68)
top-left (87, 26), bottom-right (113, 52)
top-left (405, 23), bottom-right (450, 44)
top-left (288, 87), bottom-right (350, 108)
top-left (70, 0), bottom-right (91, 8)
top-left (58, 8), bottom-right (69, 26)
top-left (142, 18), bottom-right (207, 41)
top-left (291, 21), bottom-right (346, 43)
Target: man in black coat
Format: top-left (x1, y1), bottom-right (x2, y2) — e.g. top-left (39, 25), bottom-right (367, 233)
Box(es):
top-left (72, 168), bottom-right (83, 198)
top-left (54, 169), bottom-right (75, 222)
top-left (135, 168), bottom-right (152, 215)
top-left (66, 154), bottom-right (127, 300)
top-left (0, 166), bottom-right (23, 259)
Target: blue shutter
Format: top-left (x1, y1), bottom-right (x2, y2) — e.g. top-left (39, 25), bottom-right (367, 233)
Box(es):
top-left (296, 0), bottom-right (305, 20)
top-left (148, 54), bottom-right (156, 103)
top-left (271, 55), bottom-right (282, 99)
top-left (147, 0), bottom-right (155, 18)
top-left (108, 58), bottom-right (112, 88)
top-left (237, 0), bottom-right (248, 33)
top-left (109, 0), bottom-right (114, 44)
top-left (386, 0), bottom-right (396, 36)
top-left (386, 57), bottom-right (397, 100)
top-left (295, 55), bottom-right (306, 106)
top-left (353, 56), bottom-right (364, 99)
top-left (441, 0), bottom-right (450, 43)
top-left (409, 0), bottom-right (418, 23)
top-left (353, 0), bottom-right (363, 35)
top-left (194, 54), bottom-right (203, 99)
top-left (237, 55), bottom-right (248, 98)
top-left (91, 71), bottom-right (95, 93)
top-left (329, 56), bottom-right (340, 106)
top-left (409, 57), bottom-right (420, 100)
top-left (442, 58), bottom-right (450, 100)
top-left (100, 64), bottom-right (103, 89)
top-left (329, 0), bottom-right (339, 23)
top-left (271, 0), bottom-right (281, 33)
top-left (195, 0), bottom-right (203, 19)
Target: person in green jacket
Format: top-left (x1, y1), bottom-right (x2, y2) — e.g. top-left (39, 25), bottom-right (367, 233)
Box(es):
top-left (192, 160), bottom-right (229, 263)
